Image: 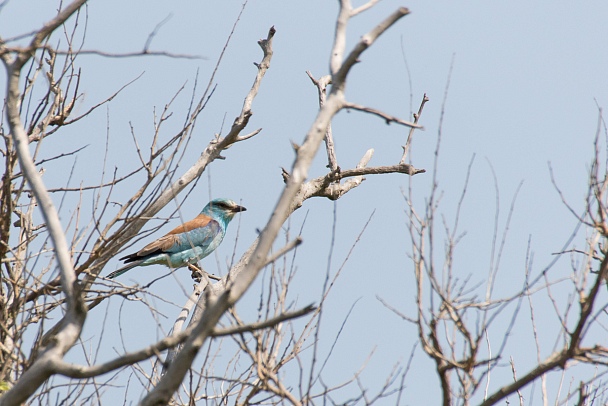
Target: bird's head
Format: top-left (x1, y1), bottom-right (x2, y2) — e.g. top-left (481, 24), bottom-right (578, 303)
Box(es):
top-left (203, 198), bottom-right (247, 223)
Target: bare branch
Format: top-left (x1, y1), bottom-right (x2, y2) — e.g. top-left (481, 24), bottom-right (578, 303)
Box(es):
top-left (0, 2), bottom-right (89, 404)
top-left (212, 304), bottom-right (316, 337)
top-left (262, 237), bottom-right (303, 268)
top-left (143, 14), bottom-right (173, 53)
top-left (334, 7), bottom-right (410, 86)
top-left (343, 100), bottom-right (422, 128)
top-left (307, 71), bottom-right (338, 171)
top-left (352, 0), bottom-right (381, 16)
top-left (53, 48), bottom-right (205, 60)
top-left (401, 93), bottom-right (429, 163)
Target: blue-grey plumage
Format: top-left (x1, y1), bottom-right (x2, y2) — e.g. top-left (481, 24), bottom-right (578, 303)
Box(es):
top-left (107, 198), bottom-right (246, 279)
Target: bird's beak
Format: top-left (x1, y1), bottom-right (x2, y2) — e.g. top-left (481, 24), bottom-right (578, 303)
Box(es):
top-left (232, 205), bottom-right (247, 213)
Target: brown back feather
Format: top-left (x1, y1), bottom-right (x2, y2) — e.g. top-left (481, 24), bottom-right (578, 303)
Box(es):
top-left (166, 214), bottom-right (212, 235)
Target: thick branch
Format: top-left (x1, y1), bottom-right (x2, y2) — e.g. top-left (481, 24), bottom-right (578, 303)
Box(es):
top-left (0, 2), bottom-right (88, 405)
top-left (304, 162), bottom-right (425, 201)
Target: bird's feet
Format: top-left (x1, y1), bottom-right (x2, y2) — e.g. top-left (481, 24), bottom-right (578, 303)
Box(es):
top-left (187, 264), bottom-right (221, 283)
top-left (187, 264), bottom-right (205, 283)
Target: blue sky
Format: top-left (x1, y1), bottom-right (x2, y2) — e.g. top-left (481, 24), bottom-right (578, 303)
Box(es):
top-left (2, 0), bottom-right (608, 404)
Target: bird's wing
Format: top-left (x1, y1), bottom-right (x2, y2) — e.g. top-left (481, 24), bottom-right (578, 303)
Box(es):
top-left (171, 216), bottom-right (222, 253)
top-left (119, 214), bottom-right (221, 262)
top-left (135, 234), bottom-right (180, 257)
top-left (136, 214), bottom-right (220, 257)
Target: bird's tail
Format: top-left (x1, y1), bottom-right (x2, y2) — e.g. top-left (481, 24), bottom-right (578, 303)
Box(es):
top-left (107, 261), bottom-right (143, 279)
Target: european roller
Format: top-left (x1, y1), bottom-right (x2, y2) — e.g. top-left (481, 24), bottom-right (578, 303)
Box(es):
top-left (108, 198), bottom-right (246, 279)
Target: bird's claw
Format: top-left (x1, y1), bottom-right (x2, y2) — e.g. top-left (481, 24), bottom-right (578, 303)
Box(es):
top-left (187, 264), bottom-right (204, 282)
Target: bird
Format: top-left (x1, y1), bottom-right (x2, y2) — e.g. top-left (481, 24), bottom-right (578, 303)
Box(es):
top-left (107, 198), bottom-right (246, 279)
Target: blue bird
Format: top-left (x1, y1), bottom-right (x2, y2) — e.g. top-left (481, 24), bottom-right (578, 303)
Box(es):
top-left (108, 198), bottom-right (246, 279)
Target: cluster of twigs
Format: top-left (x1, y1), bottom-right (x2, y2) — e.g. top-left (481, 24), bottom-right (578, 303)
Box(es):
top-left (399, 89), bottom-right (608, 404)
